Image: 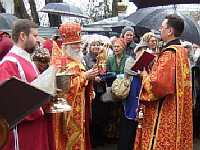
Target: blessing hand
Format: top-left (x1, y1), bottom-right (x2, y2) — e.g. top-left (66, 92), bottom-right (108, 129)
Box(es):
top-left (85, 68), bottom-right (99, 80)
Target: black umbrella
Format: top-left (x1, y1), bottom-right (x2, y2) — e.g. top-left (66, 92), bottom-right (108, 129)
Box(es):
top-left (84, 16), bottom-right (135, 28)
top-left (40, 2), bottom-right (89, 19)
top-left (125, 7), bottom-right (200, 44)
top-left (130, 0), bottom-right (200, 9)
top-left (109, 20), bottom-right (136, 28)
top-left (0, 13), bottom-right (18, 30)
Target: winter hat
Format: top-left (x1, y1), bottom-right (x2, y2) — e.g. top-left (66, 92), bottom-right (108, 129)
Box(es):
top-left (0, 36), bottom-right (13, 60)
top-left (32, 47), bottom-right (50, 63)
top-left (121, 26), bottom-right (135, 37)
top-left (59, 22), bottom-right (81, 45)
top-left (134, 41), bottom-right (148, 53)
top-left (43, 39), bottom-right (53, 54)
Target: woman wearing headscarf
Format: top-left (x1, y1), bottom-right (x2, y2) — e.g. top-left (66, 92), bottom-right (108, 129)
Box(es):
top-left (104, 38), bottom-right (128, 142)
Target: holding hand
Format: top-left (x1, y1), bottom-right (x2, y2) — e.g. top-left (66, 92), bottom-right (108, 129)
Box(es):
top-left (140, 67), bottom-right (148, 78)
top-left (95, 76), bottom-right (102, 82)
top-left (85, 68), bottom-right (99, 80)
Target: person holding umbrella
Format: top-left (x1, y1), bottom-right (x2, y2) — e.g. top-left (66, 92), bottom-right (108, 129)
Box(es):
top-left (134, 14), bottom-right (192, 150)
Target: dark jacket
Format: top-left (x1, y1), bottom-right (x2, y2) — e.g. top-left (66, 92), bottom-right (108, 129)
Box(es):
top-left (125, 41), bottom-right (137, 57)
top-left (105, 53), bottom-right (128, 86)
top-left (83, 52), bottom-right (106, 95)
top-left (83, 52), bottom-right (96, 70)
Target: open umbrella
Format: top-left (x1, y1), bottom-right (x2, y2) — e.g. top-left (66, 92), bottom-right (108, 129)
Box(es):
top-left (40, 2), bottom-right (89, 19)
top-left (125, 7), bottom-right (200, 44)
top-left (130, 0), bottom-right (200, 9)
top-left (0, 13), bottom-right (18, 30)
top-left (82, 34), bottom-right (111, 45)
top-left (84, 16), bottom-right (135, 28)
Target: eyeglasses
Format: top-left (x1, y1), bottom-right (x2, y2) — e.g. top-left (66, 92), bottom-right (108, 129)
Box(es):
top-left (160, 25), bottom-right (171, 31)
top-left (149, 40), bottom-right (157, 43)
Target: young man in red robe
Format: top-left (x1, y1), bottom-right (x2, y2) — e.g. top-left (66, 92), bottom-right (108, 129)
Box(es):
top-left (0, 19), bottom-right (55, 150)
top-left (134, 14), bottom-right (192, 150)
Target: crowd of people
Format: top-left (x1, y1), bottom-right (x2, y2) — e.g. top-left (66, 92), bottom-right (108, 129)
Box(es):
top-left (0, 13), bottom-right (199, 150)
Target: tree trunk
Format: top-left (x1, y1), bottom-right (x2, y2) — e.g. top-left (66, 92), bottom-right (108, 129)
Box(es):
top-left (0, 1), bottom-right (6, 13)
top-left (14, 0), bottom-right (30, 19)
top-left (112, 0), bottom-right (118, 17)
top-left (29, 0), bottom-right (40, 25)
top-left (45, 0), bottom-right (62, 27)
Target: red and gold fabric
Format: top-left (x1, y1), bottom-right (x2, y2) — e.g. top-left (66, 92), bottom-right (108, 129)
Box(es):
top-left (51, 41), bottom-right (68, 68)
top-left (52, 57), bottom-right (94, 150)
top-left (59, 22), bottom-right (81, 45)
top-left (51, 37), bottom-right (94, 149)
top-left (134, 45), bottom-right (192, 150)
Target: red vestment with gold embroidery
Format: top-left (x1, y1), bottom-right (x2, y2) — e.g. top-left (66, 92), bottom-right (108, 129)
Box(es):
top-left (134, 45), bottom-right (192, 150)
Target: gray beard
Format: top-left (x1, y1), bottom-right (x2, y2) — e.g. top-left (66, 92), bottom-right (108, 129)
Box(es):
top-left (63, 45), bottom-right (83, 62)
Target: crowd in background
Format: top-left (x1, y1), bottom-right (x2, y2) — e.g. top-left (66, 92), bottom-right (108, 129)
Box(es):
top-left (0, 15), bottom-right (199, 150)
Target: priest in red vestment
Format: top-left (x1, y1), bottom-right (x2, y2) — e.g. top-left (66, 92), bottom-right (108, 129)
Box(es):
top-left (0, 19), bottom-right (55, 150)
top-left (52, 22), bottom-right (99, 150)
top-left (134, 14), bottom-right (192, 150)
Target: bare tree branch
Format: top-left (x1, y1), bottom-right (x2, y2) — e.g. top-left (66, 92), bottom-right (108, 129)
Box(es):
top-left (14, 0), bottom-right (30, 19)
top-left (0, 1), bottom-right (6, 13)
top-left (29, 0), bottom-right (40, 25)
top-left (45, 0), bottom-right (62, 27)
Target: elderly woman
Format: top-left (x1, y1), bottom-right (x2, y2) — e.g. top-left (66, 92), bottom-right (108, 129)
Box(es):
top-left (141, 32), bottom-right (159, 53)
top-left (120, 26), bottom-right (137, 56)
top-left (102, 38), bottom-right (128, 143)
top-left (107, 38), bottom-right (127, 75)
top-left (117, 42), bottom-right (148, 150)
top-left (32, 47), bottom-right (50, 73)
top-left (84, 40), bottom-right (103, 69)
top-left (83, 39), bottom-right (108, 147)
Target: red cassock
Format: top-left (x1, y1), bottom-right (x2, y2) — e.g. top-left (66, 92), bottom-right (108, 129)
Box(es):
top-left (0, 46), bottom-right (55, 150)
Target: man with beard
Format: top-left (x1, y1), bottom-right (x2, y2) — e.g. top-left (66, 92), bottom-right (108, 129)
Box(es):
top-left (0, 19), bottom-right (54, 150)
top-left (52, 22), bottom-right (99, 150)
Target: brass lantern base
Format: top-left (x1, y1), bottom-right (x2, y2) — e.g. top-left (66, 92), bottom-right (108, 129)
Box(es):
top-left (46, 72), bottom-right (74, 113)
top-left (47, 97), bottom-right (71, 113)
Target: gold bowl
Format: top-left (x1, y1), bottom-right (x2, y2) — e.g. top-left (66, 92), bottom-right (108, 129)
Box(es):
top-left (46, 72), bottom-right (75, 113)
top-left (56, 73), bottom-right (73, 91)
